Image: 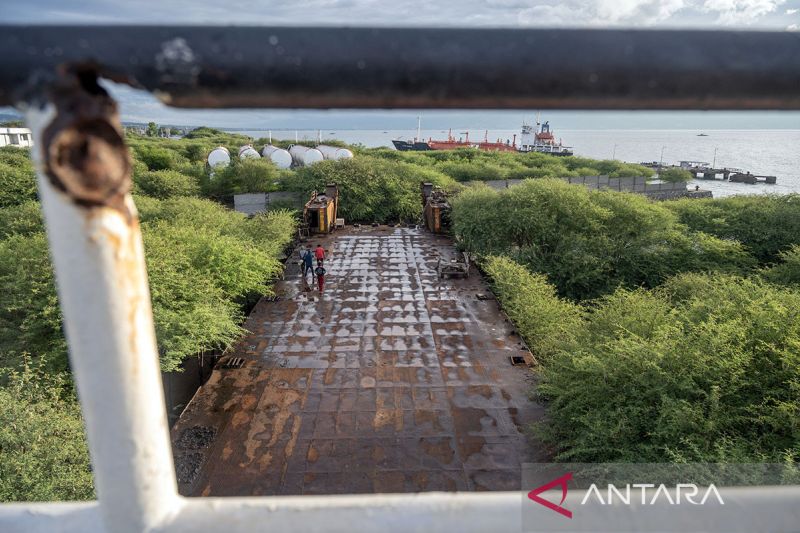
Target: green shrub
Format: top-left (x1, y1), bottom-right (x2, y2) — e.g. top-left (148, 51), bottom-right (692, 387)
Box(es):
top-left (666, 195), bottom-right (800, 263)
top-left (659, 167), bottom-right (693, 182)
top-left (0, 200), bottom-right (43, 239)
top-left (537, 273), bottom-right (800, 463)
top-left (0, 364), bottom-right (94, 501)
top-left (0, 148), bottom-right (37, 207)
top-left (131, 144), bottom-right (182, 171)
top-left (483, 256), bottom-right (583, 362)
top-left (761, 245), bottom-right (800, 286)
top-left (133, 169), bottom-right (200, 199)
top-left (142, 224), bottom-right (242, 371)
top-left (0, 233), bottom-right (66, 372)
top-left (202, 158), bottom-right (279, 199)
top-left (436, 160), bottom-right (505, 182)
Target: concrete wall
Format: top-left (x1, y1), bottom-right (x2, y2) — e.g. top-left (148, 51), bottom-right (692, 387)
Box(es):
top-left (478, 176), bottom-right (693, 200)
top-left (234, 192), bottom-right (303, 216)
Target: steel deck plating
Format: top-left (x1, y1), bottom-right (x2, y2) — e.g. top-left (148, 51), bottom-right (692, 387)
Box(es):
top-left (172, 227), bottom-right (543, 496)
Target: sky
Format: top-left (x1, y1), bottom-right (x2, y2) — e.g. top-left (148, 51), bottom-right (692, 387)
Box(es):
top-left (4, 0), bottom-right (800, 29)
top-left (3, 1), bottom-right (800, 130)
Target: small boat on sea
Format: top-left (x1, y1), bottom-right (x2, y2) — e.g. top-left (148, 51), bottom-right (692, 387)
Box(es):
top-left (697, 133), bottom-right (709, 136)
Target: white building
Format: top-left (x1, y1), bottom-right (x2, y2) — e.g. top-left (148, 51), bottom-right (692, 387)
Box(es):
top-left (0, 127), bottom-right (33, 148)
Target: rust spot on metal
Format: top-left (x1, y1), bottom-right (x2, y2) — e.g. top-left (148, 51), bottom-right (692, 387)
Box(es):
top-left (41, 68), bottom-right (131, 217)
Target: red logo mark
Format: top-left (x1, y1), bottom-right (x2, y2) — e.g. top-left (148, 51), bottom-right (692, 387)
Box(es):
top-left (527, 472), bottom-right (573, 519)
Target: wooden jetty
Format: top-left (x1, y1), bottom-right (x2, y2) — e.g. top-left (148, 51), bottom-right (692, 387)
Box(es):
top-left (641, 160), bottom-right (777, 184)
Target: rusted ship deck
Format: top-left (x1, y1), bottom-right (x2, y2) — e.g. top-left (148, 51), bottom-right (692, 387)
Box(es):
top-left (171, 226), bottom-right (543, 496)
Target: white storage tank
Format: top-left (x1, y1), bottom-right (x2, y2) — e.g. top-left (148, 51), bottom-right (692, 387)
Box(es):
top-left (260, 145), bottom-right (292, 169)
top-left (238, 145), bottom-right (261, 160)
top-left (317, 144), bottom-right (354, 161)
top-left (207, 146), bottom-right (231, 168)
top-left (289, 145), bottom-right (324, 167)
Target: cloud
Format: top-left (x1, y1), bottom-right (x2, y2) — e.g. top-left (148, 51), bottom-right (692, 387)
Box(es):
top-left (517, 0), bottom-right (686, 26)
top-left (699, 0), bottom-right (786, 24)
top-left (787, 7), bottom-right (799, 13)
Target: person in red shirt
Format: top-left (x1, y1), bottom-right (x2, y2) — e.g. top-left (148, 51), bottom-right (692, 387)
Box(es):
top-left (314, 244), bottom-right (326, 265)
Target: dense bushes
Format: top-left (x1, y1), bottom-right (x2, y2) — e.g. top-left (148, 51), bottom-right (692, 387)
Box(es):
top-left (280, 156), bottom-right (457, 223)
top-left (659, 167), bottom-right (693, 182)
top-left (666, 195), bottom-right (800, 263)
top-left (484, 258), bottom-right (800, 463)
top-left (0, 364), bottom-right (94, 501)
top-left (0, 196), bottom-right (295, 373)
top-left (134, 198), bottom-right (295, 371)
top-left (762, 245), bottom-right (800, 286)
top-left (364, 147), bottom-right (654, 182)
top-left (202, 158), bottom-right (280, 199)
top-left (453, 179), bottom-right (753, 300)
top-left (133, 169), bottom-right (199, 199)
top-left (483, 256), bottom-right (583, 363)
top-left (0, 136), bottom-right (296, 501)
top-left (0, 147), bottom-right (37, 207)
top-left (0, 233), bottom-right (65, 371)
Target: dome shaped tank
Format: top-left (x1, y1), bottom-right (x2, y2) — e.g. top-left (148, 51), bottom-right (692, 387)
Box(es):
top-left (207, 146), bottom-right (231, 168)
top-left (238, 145), bottom-right (261, 160)
top-left (289, 145), bottom-right (324, 166)
top-left (317, 144), bottom-right (354, 161)
top-left (260, 145), bottom-right (292, 169)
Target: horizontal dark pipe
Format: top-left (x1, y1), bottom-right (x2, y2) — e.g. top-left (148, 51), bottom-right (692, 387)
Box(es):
top-left (1, 26), bottom-right (799, 109)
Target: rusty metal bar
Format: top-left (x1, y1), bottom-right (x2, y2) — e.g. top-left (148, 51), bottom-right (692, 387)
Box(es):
top-left (1, 26), bottom-right (799, 110)
top-left (20, 72), bottom-right (179, 533)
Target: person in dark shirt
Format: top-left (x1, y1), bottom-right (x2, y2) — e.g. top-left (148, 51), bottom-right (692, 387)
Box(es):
top-left (315, 262), bottom-right (327, 293)
top-left (302, 245), bottom-right (315, 286)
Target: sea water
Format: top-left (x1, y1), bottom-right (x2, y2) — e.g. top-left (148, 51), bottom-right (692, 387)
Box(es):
top-left (234, 128), bottom-right (800, 197)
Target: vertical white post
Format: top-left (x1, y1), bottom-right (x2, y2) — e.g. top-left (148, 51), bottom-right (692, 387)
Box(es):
top-left (24, 98), bottom-right (178, 533)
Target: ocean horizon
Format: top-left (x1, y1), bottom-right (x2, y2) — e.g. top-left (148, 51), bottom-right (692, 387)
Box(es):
top-left (227, 127), bottom-right (800, 198)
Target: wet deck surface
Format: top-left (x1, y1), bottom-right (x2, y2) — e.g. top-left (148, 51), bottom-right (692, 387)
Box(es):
top-left (172, 227), bottom-right (543, 496)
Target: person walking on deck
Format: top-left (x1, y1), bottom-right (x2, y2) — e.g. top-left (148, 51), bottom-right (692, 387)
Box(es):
top-left (301, 245), bottom-right (315, 287)
top-left (314, 243), bottom-right (326, 266)
top-left (315, 262), bottom-right (327, 293)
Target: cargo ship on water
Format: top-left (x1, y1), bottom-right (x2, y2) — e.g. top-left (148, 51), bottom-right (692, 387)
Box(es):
top-left (391, 117), bottom-right (573, 156)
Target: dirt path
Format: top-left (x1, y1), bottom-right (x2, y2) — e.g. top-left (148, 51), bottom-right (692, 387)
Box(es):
top-left (172, 226), bottom-right (543, 496)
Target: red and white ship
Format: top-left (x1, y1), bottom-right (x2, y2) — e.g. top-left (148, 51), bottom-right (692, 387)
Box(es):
top-left (392, 116), bottom-right (573, 156)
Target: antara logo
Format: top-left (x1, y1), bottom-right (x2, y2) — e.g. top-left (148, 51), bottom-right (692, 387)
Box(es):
top-left (527, 472), bottom-right (574, 519)
top-left (527, 473), bottom-right (726, 519)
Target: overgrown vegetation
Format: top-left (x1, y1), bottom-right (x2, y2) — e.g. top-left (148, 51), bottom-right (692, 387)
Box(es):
top-left (468, 178), bottom-right (800, 465)
top-left (485, 258), bottom-right (800, 464)
top-left (658, 167), bottom-right (693, 182)
top-left (0, 138), bottom-right (295, 501)
top-left (666, 194), bottom-right (800, 263)
top-left (362, 147), bottom-right (654, 182)
top-left (0, 364), bottom-right (93, 502)
top-left (453, 179), bottom-right (754, 300)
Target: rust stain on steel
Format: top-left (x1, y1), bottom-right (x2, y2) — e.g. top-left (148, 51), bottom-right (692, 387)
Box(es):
top-left (172, 227), bottom-right (547, 495)
top-left (41, 69), bottom-right (132, 217)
